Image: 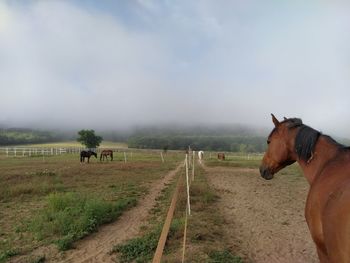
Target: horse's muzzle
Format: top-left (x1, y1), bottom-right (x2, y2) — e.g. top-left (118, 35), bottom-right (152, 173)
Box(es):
top-left (259, 165), bottom-right (274, 180)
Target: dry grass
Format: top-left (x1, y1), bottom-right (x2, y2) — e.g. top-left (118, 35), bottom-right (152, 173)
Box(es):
top-left (0, 151), bottom-right (182, 261)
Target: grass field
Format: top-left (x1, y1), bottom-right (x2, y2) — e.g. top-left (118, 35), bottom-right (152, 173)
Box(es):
top-left (0, 150), bottom-right (306, 263)
top-left (0, 150), bottom-right (183, 262)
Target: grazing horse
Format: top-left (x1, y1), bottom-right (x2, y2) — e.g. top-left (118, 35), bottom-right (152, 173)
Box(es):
top-left (100, 149), bottom-right (113, 161)
top-left (217, 153), bottom-right (225, 160)
top-left (80, 150), bottom-right (97, 163)
top-left (260, 114), bottom-right (350, 263)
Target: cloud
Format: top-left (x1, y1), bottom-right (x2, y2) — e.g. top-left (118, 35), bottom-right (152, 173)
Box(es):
top-left (0, 1), bottom-right (350, 137)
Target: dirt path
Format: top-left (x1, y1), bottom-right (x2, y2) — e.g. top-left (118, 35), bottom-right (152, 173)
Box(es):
top-left (11, 163), bottom-right (183, 263)
top-left (203, 164), bottom-right (318, 263)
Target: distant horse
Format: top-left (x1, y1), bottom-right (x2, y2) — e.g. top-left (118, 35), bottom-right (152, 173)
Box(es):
top-left (217, 153), bottom-right (225, 160)
top-left (198, 151), bottom-right (204, 160)
top-left (100, 149), bottom-right (113, 161)
top-left (80, 150), bottom-right (97, 163)
top-left (260, 114), bottom-right (350, 263)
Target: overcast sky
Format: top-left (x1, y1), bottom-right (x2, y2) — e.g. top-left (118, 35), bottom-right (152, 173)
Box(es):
top-left (0, 0), bottom-right (349, 136)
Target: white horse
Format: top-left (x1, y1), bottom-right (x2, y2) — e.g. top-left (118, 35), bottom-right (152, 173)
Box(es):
top-left (198, 151), bottom-right (204, 162)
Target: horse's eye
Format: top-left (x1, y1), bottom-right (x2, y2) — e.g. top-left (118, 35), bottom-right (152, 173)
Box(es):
top-left (267, 140), bottom-right (270, 145)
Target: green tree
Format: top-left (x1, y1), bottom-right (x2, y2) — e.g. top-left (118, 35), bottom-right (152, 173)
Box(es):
top-left (77, 130), bottom-right (103, 148)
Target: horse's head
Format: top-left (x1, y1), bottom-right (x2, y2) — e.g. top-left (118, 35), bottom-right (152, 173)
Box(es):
top-left (260, 114), bottom-right (301, 180)
top-left (88, 150), bottom-right (97, 158)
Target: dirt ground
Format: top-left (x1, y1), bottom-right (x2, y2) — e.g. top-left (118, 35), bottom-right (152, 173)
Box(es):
top-left (8, 160), bottom-right (319, 263)
top-left (10, 163), bottom-right (183, 263)
top-left (203, 165), bottom-right (318, 263)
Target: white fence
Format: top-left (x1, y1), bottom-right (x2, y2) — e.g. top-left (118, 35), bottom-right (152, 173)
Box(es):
top-left (0, 147), bottom-right (177, 159)
top-left (0, 147), bottom-right (134, 157)
top-left (0, 147), bottom-right (86, 157)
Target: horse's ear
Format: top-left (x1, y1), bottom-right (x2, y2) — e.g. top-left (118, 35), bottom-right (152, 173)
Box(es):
top-left (283, 117), bottom-right (287, 120)
top-left (271, 113), bottom-right (280, 127)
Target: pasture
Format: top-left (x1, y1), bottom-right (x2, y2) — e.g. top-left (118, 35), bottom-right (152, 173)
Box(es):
top-left (0, 148), bottom-right (182, 262)
top-left (0, 149), bottom-right (319, 263)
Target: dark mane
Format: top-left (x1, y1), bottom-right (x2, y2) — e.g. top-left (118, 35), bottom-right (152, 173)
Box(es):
top-left (283, 117), bottom-right (303, 128)
top-left (269, 117), bottom-right (348, 161)
top-left (295, 125), bottom-right (320, 162)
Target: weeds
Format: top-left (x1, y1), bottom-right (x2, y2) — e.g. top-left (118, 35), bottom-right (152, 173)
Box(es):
top-left (28, 192), bottom-right (137, 250)
top-left (113, 219), bottom-right (183, 263)
top-left (0, 249), bottom-right (18, 263)
top-left (208, 250), bottom-right (243, 263)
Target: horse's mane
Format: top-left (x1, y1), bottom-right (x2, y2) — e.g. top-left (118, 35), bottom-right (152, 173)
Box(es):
top-left (295, 125), bottom-right (321, 162)
top-left (283, 118), bottom-right (347, 161)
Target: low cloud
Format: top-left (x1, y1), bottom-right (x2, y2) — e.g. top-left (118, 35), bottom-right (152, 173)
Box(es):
top-left (0, 1), bottom-right (349, 137)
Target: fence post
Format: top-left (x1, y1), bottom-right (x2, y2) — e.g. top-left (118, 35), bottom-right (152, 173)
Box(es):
top-left (6, 147), bottom-right (8, 157)
top-left (14, 148), bottom-right (17, 157)
top-left (124, 152), bottom-right (127, 163)
top-left (192, 151), bottom-right (195, 181)
top-left (185, 154), bottom-right (191, 215)
top-left (152, 170), bottom-right (183, 263)
top-left (160, 152), bottom-right (164, 163)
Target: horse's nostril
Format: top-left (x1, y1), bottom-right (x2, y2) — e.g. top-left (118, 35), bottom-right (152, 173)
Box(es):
top-left (259, 165), bottom-right (266, 176)
top-left (259, 165), bottom-right (274, 180)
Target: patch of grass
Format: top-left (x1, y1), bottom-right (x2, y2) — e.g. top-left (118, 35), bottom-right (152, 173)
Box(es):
top-left (208, 250), bottom-right (243, 263)
top-left (28, 192), bottom-right (137, 251)
top-left (206, 159), bottom-right (261, 169)
top-left (34, 169), bottom-right (56, 176)
top-left (113, 219), bottom-right (183, 263)
top-left (177, 165), bottom-right (243, 263)
top-left (0, 179), bottom-right (65, 201)
top-left (0, 249), bottom-right (18, 263)
top-left (28, 255), bottom-right (46, 263)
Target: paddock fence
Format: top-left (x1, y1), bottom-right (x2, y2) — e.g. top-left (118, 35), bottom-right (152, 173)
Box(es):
top-left (0, 146), bottom-right (175, 158)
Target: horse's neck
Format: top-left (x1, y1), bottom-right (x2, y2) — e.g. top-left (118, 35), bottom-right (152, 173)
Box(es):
top-left (297, 136), bottom-right (339, 185)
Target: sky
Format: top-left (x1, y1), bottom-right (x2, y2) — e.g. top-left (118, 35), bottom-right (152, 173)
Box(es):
top-left (0, 0), bottom-right (350, 137)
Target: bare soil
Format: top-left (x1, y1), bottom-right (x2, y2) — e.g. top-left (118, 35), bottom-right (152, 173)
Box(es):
top-left (203, 165), bottom-right (318, 263)
top-left (10, 163), bottom-right (183, 263)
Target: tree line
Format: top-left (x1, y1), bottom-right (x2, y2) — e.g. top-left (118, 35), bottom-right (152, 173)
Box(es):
top-left (128, 135), bottom-right (267, 153)
top-left (0, 128), bottom-right (62, 146)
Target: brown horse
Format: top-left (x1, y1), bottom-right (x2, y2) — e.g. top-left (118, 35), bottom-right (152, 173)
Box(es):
top-left (218, 153), bottom-right (225, 160)
top-left (260, 114), bottom-right (350, 263)
top-left (100, 149), bottom-right (113, 161)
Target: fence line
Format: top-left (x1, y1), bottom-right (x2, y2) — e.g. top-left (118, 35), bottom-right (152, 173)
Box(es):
top-left (153, 152), bottom-right (194, 263)
top-left (152, 165), bottom-right (184, 263)
top-left (0, 147), bottom-right (175, 158)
